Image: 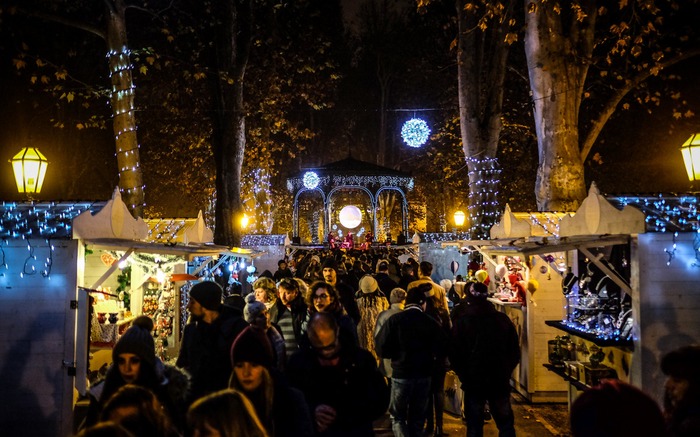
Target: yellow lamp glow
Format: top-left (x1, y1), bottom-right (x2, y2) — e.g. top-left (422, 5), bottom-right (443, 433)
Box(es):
top-left (10, 147), bottom-right (49, 194)
top-left (680, 133), bottom-right (700, 181)
top-left (454, 210), bottom-right (466, 227)
top-left (240, 214), bottom-right (249, 229)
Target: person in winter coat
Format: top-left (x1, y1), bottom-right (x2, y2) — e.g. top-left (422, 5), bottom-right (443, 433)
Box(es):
top-left (302, 281), bottom-right (359, 348)
top-left (176, 281), bottom-right (248, 404)
top-left (287, 312), bottom-right (389, 437)
top-left (187, 388), bottom-right (269, 437)
top-left (83, 316), bottom-right (189, 432)
top-left (355, 275), bottom-right (389, 362)
top-left (374, 288), bottom-right (407, 378)
top-left (375, 285), bottom-right (448, 437)
top-left (449, 281), bottom-right (520, 437)
top-left (229, 326), bottom-right (314, 437)
top-left (243, 293), bottom-right (286, 371)
top-left (661, 345), bottom-right (700, 437)
top-left (269, 277), bottom-right (308, 359)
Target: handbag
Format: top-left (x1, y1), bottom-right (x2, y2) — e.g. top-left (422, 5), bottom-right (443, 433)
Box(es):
top-left (443, 370), bottom-right (464, 417)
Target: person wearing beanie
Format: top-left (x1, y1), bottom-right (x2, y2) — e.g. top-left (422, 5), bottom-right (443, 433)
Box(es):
top-left (449, 281), bottom-right (520, 437)
top-left (375, 283), bottom-right (448, 437)
top-left (244, 294), bottom-right (286, 371)
top-left (229, 326), bottom-right (313, 437)
top-left (177, 281), bottom-right (248, 404)
top-left (374, 288), bottom-right (407, 378)
top-left (321, 256), bottom-right (362, 325)
top-left (82, 316), bottom-right (190, 432)
top-left (355, 275), bottom-right (389, 361)
top-left (661, 345), bottom-right (700, 436)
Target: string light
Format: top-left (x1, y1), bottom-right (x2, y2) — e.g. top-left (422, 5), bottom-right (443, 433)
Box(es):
top-left (467, 156), bottom-right (501, 239)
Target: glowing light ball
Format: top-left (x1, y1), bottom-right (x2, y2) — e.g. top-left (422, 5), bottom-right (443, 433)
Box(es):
top-left (338, 205), bottom-right (362, 229)
top-left (401, 118), bottom-right (430, 148)
top-left (303, 171), bottom-right (320, 189)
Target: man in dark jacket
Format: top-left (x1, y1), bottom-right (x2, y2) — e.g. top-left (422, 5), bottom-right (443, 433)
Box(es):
top-left (450, 281), bottom-right (520, 437)
top-left (374, 260), bottom-right (398, 296)
top-left (176, 281), bottom-right (248, 404)
top-left (269, 277), bottom-right (308, 359)
top-left (375, 284), bottom-right (448, 437)
top-left (287, 312), bottom-right (389, 437)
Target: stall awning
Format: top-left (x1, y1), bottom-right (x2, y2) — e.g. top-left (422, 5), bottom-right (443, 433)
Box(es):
top-left (441, 234), bottom-right (631, 256)
top-left (82, 238), bottom-right (262, 261)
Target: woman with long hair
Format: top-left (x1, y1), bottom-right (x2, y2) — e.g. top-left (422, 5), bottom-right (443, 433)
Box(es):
top-left (228, 326), bottom-right (313, 437)
top-left (187, 388), bottom-right (269, 437)
top-left (302, 281), bottom-right (358, 347)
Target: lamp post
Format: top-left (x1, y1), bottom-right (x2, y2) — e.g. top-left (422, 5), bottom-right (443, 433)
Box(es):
top-left (454, 210), bottom-right (466, 232)
top-left (680, 133), bottom-right (700, 181)
top-left (10, 147), bottom-right (49, 198)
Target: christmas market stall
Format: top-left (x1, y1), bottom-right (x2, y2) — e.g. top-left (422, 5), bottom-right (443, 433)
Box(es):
top-left (0, 189), bottom-right (259, 435)
top-left (441, 184), bottom-right (700, 407)
top-left (287, 156), bottom-right (414, 246)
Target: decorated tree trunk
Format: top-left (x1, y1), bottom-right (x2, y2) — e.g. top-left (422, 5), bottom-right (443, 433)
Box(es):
top-left (456, 1), bottom-right (512, 239)
top-left (105, 0), bottom-right (144, 217)
top-left (524, 0), bottom-right (596, 211)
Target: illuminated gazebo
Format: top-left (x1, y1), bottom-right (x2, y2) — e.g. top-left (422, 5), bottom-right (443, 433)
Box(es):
top-left (287, 157), bottom-right (414, 244)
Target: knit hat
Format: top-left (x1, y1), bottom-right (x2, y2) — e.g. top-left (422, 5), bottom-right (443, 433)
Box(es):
top-left (359, 275), bottom-right (379, 294)
top-left (112, 316), bottom-right (156, 367)
top-left (230, 326), bottom-right (274, 368)
top-left (311, 255), bottom-right (321, 264)
top-left (389, 288), bottom-right (407, 304)
top-left (322, 257), bottom-right (338, 271)
top-left (243, 293), bottom-right (267, 323)
top-left (405, 287), bottom-right (427, 306)
top-left (190, 281), bottom-right (222, 311)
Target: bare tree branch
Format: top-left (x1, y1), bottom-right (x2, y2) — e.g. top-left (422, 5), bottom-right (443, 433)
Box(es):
top-left (580, 48), bottom-right (700, 163)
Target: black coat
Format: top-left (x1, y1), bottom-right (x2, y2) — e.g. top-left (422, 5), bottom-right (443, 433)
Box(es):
top-left (176, 305), bottom-right (248, 403)
top-left (449, 298), bottom-right (520, 396)
top-left (375, 306), bottom-right (448, 379)
top-left (286, 344), bottom-right (389, 437)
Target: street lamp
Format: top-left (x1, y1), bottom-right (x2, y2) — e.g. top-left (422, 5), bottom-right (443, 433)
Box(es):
top-left (10, 147), bottom-right (49, 196)
top-left (680, 133), bottom-right (700, 181)
top-left (454, 210), bottom-right (466, 227)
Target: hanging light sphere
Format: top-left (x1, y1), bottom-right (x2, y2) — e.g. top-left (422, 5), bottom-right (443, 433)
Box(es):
top-left (338, 205), bottom-right (362, 229)
top-left (401, 118), bottom-right (431, 148)
top-left (303, 171), bottom-right (320, 189)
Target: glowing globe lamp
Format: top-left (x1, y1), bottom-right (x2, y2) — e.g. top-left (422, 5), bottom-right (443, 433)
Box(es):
top-left (680, 133), bottom-right (700, 181)
top-left (401, 118), bottom-right (430, 148)
top-left (303, 171), bottom-right (320, 189)
top-left (454, 210), bottom-right (466, 227)
top-left (338, 205), bottom-right (362, 229)
top-left (11, 147), bottom-right (48, 194)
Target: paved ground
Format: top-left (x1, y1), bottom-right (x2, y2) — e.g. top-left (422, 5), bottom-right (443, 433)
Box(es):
top-left (374, 392), bottom-right (572, 436)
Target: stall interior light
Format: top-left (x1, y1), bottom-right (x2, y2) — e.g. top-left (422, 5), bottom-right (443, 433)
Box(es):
top-left (11, 147), bottom-right (49, 194)
top-left (680, 133), bottom-right (700, 181)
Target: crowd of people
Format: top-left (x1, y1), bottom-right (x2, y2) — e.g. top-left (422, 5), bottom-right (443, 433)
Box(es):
top-left (77, 248), bottom-right (700, 437)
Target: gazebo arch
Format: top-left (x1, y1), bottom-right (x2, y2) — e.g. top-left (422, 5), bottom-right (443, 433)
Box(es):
top-left (287, 157), bottom-right (414, 244)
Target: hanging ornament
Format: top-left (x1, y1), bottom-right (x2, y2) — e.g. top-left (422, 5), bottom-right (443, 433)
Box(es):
top-left (303, 171), bottom-right (320, 189)
top-left (401, 118), bottom-right (430, 148)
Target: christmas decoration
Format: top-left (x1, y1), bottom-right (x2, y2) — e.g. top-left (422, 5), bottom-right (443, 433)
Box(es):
top-left (303, 171), bottom-right (320, 189)
top-left (401, 118), bottom-right (431, 148)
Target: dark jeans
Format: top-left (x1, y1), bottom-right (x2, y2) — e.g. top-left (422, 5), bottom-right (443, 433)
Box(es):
top-left (463, 392), bottom-right (515, 437)
top-left (389, 377), bottom-right (431, 437)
